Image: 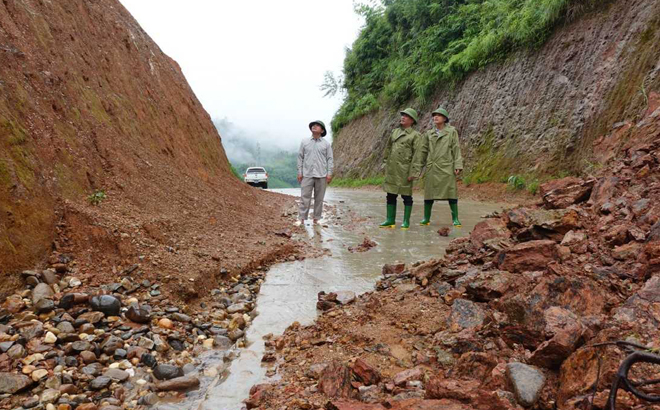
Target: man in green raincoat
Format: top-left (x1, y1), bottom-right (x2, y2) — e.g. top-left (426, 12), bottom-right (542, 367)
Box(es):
top-left (380, 108), bottom-right (424, 230)
top-left (418, 107), bottom-right (463, 227)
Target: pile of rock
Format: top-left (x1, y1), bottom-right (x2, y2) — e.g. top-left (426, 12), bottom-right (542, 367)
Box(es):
top-left (245, 138), bottom-right (660, 409)
top-left (0, 262), bottom-right (264, 409)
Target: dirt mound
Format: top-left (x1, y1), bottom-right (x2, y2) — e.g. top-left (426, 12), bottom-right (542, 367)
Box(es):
top-left (0, 0), bottom-right (298, 298)
top-left (248, 97), bottom-right (660, 408)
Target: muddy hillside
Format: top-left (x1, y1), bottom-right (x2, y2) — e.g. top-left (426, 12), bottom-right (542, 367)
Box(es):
top-left (248, 93), bottom-right (660, 409)
top-left (0, 0), bottom-right (296, 297)
top-left (332, 0), bottom-right (660, 181)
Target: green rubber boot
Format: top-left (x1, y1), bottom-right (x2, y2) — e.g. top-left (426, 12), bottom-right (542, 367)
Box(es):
top-left (420, 202), bottom-right (433, 225)
top-left (379, 203), bottom-right (396, 228)
top-left (450, 202), bottom-right (462, 227)
top-left (401, 205), bottom-right (413, 230)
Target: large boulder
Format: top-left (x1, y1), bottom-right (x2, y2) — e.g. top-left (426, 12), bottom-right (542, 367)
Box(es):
top-left (497, 240), bottom-right (557, 273)
top-left (319, 361), bottom-right (354, 398)
top-left (506, 362), bottom-right (545, 407)
top-left (470, 218), bottom-right (511, 249)
top-left (540, 177), bottom-right (594, 209)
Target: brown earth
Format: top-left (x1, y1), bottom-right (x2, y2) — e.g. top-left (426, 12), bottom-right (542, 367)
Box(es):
top-left (332, 0), bottom-right (660, 182)
top-left (0, 0), bottom-right (299, 299)
top-left (246, 95), bottom-right (660, 409)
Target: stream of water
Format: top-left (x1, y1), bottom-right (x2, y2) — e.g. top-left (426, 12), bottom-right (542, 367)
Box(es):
top-left (183, 188), bottom-right (506, 410)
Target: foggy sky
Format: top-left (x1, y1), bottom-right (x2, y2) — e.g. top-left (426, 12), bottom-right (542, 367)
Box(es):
top-left (118, 0), bottom-right (363, 151)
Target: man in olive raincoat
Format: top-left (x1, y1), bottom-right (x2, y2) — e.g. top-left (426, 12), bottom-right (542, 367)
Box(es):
top-left (380, 108), bottom-right (425, 230)
top-left (418, 107), bottom-right (463, 227)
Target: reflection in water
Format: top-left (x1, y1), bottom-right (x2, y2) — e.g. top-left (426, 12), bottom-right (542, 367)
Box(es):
top-left (198, 188), bottom-right (505, 410)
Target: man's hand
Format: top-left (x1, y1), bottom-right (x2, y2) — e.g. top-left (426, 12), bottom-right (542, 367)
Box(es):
top-left (297, 175), bottom-right (303, 184)
top-left (407, 176), bottom-right (416, 182)
top-left (326, 175), bottom-right (333, 184)
top-left (454, 169), bottom-right (462, 176)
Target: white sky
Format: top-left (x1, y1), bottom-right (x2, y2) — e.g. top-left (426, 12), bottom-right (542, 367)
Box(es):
top-left (118, 0), bottom-right (363, 151)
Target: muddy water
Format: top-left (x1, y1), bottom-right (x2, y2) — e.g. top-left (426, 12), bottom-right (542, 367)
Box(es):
top-left (197, 189), bottom-right (506, 410)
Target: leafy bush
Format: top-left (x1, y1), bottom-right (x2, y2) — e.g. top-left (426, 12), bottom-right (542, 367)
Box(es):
top-left (88, 190), bottom-right (107, 205)
top-left (507, 175), bottom-right (526, 190)
top-left (527, 179), bottom-right (540, 195)
top-left (331, 0), bottom-right (609, 134)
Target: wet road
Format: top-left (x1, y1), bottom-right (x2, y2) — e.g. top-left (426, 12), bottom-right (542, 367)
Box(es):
top-left (197, 188), bottom-right (505, 410)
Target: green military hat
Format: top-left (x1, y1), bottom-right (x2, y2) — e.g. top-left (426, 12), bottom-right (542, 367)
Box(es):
top-left (309, 120), bottom-right (327, 137)
top-left (399, 108), bottom-right (419, 124)
top-left (432, 107), bottom-right (450, 122)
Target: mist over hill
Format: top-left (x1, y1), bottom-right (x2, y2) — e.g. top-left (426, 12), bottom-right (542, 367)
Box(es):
top-left (213, 118), bottom-right (299, 188)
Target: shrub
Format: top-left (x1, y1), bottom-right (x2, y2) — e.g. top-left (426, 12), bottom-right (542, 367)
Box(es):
top-left (88, 190), bottom-right (107, 206)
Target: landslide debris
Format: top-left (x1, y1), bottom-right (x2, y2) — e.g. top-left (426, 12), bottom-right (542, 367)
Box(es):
top-left (246, 101), bottom-right (660, 409)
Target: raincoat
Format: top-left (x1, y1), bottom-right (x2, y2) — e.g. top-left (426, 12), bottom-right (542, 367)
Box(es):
top-left (420, 125), bottom-right (463, 200)
top-left (382, 127), bottom-right (424, 196)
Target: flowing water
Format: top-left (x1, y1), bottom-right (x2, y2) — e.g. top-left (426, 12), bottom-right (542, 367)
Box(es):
top-left (187, 188), bottom-right (506, 410)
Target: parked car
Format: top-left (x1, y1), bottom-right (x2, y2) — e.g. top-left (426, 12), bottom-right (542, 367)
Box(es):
top-left (244, 167), bottom-right (268, 189)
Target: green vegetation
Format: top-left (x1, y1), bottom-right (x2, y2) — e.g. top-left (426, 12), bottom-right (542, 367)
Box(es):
top-left (229, 163), bottom-right (242, 180)
top-left (331, 0), bottom-right (609, 133)
top-left (231, 150), bottom-right (299, 189)
top-left (88, 190), bottom-right (107, 206)
top-left (330, 176), bottom-right (385, 188)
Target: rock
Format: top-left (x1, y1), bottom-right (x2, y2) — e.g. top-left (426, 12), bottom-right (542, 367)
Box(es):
top-left (126, 304), bottom-right (151, 324)
top-left (306, 363), bottom-right (328, 380)
top-left (612, 242), bottom-right (641, 261)
top-left (465, 270), bottom-right (513, 302)
top-left (100, 336), bottom-right (123, 354)
top-left (0, 372), bottom-right (33, 393)
top-left (77, 404), bottom-right (98, 410)
top-left (393, 367), bottom-right (423, 387)
top-left (31, 369), bottom-right (49, 381)
top-left (318, 361), bottom-right (353, 398)
top-left (152, 334), bottom-right (169, 352)
top-left (227, 303), bottom-right (248, 314)
top-left (158, 318), bottom-right (174, 329)
top-left (335, 291), bottom-right (357, 305)
top-left (56, 321), bottom-right (75, 334)
top-left (138, 393), bottom-right (159, 405)
top-left (40, 388), bottom-right (61, 404)
top-left (3, 295), bottom-right (25, 313)
top-left (154, 375), bottom-right (200, 391)
top-left (71, 341), bottom-right (92, 352)
top-left (171, 312), bottom-right (191, 322)
top-left (506, 362), bottom-right (545, 407)
top-left (540, 177), bottom-right (594, 209)
top-left (80, 351), bottom-right (97, 364)
top-left (7, 343), bottom-right (26, 359)
top-left (470, 218), bottom-right (511, 249)
top-left (41, 270), bottom-right (59, 285)
top-left (89, 376), bottom-right (112, 390)
top-left (448, 299), bottom-right (485, 330)
top-left (44, 332), bottom-right (57, 344)
top-left (78, 311), bottom-right (105, 324)
top-left (497, 240), bottom-right (557, 273)
top-left (437, 227), bottom-right (451, 236)
top-left (137, 337), bottom-right (155, 350)
top-left (213, 336), bottom-right (233, 350)
top-left (140, 353), bottom-right (158, 368)
top-left (32, 283), bottom-right (54, 304)
top-left (34, 298), bottom-right (56, 314)
top-left (382, 263), bottom-right (406, 276)
top-left (82, 363), bottom-right (103, 377)
top-left (103, 368), bottom-right (129, 382)
top-left (352, 358), bottom-right (380, 385)
top-left (153, 364), bottom-right (184, 380)
top-left (90, 295), bottom-right (121, 317)
top-left (245, 383), bottom-right (273, 409)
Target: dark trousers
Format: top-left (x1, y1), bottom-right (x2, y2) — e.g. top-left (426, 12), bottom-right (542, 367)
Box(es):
top-left (387, 193), bottom-right (413, 206)
top-left (425, 199), bottom-right (458, 205)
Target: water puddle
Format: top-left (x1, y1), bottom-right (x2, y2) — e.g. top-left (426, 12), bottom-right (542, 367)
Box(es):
top-left (184, 189), bottom-right (506, 409)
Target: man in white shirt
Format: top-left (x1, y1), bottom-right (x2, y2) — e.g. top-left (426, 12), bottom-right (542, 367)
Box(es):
top-left (297, 120), bottom-right (334, 225)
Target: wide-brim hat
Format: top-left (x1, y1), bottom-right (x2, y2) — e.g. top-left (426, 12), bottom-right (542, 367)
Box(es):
top-left (432, 107), bottom-right (450, 122)
top-left (309, 120), bottom-right (327, 137)
top-left (399, 108), bottom-right (419, 124)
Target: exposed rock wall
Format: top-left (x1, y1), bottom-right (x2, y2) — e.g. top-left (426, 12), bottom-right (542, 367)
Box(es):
top-left (0, 0), bottom-right (264, 294)
top-left (333, 0), bottom-right (660, 181)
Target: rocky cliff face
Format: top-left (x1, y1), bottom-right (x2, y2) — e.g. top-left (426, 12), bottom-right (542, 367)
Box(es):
top-left (0, 0), bottom-right (292, 296)
top-left (333, 0), bottom-right (660, 181)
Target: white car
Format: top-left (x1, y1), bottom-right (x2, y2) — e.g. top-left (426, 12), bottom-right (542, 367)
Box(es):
top-left (244, 167), bottom-right (268, 189)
